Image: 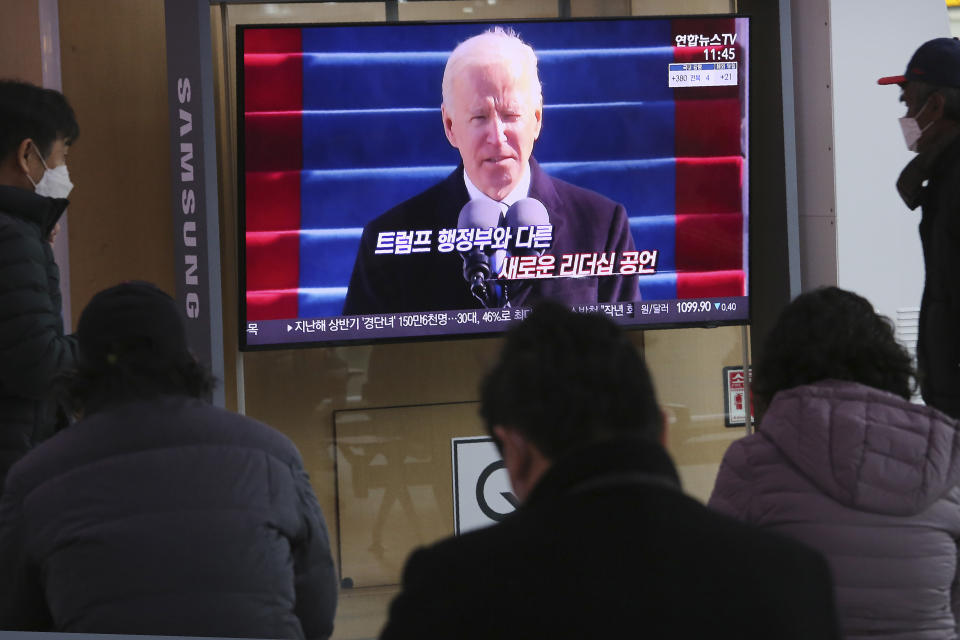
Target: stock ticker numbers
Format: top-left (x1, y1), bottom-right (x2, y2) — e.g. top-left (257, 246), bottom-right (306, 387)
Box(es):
top-left (668, 62), bottom-right (738, 88)
top-left (676, 300), bottom-right (738, 314)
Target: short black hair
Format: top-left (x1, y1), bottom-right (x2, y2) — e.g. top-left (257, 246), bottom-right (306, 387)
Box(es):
top-left (753, 287), bottom-right (914, 414)
top-left (480, 302), bottom-right (661, 460)
top-left (0, 79), bottom-right (79, 161)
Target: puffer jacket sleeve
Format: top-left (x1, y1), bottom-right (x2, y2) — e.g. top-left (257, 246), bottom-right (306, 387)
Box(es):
top-left (291, 464), bottom-right (338, 640)
top-left (0, 483), bottom-right (52, 629)
top-left (708, 437), bottom-right (757, 522)
top-left (953, 542), bottom-right (960, 634)
top-left (0, 216), bottom-right (76, 398)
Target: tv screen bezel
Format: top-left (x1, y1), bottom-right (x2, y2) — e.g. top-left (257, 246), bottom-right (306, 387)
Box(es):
top-left (236, 14), bottom-right (752, 352)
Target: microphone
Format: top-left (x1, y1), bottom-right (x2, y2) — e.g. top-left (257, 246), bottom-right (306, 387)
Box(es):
top-left (456, 200), bottom-right (502, 306)
top-left (505, 198), bottom-right (550, 256)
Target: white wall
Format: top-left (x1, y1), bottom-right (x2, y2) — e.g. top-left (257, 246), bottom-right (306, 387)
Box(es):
top-left (793, 0), bottom-right (949, 331)
top-left (830, 0), bottom-right (948, 326)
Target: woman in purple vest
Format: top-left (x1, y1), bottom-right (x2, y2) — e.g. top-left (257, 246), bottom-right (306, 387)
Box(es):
top-left (710, 286), bottom-right (960, 640)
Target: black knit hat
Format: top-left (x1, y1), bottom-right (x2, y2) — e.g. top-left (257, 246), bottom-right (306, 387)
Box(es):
top-left (76, 281), bottom-right (192, 370)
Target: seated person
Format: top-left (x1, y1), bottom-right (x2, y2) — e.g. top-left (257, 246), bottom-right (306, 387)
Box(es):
top-left (343, 28), bottom-right (639, 315)
top-left (0, 282), bottom-right (337, 640)
top-left (710, 286), bottom-right (960, 639)
top-left (380, 302), bottom-right (839, 639)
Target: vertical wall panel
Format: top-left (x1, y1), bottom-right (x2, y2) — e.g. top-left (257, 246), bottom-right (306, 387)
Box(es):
top-left (58, 0), bottom-right (175, 322)
top-left (0, 0), bottom-right (43, 84)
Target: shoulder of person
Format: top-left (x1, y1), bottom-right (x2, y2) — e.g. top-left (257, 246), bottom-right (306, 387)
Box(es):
top-left (197, 402), bottom-right (306, 466)
top-left (364, 171), bottom-right (463, 234)
top-left (0, 208), bottom-right (39, 240)
top-left (542, 173), bottom-right (624, 226)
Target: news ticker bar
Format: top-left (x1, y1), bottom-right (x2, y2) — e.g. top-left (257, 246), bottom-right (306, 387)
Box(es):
top-left (244, 297), bottom-right (749, 346)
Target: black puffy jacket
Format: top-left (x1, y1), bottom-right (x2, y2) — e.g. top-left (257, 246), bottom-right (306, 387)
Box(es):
top-left (0, 185), bottom-right (76, 494)
top-left (0, 395), bottom-right (338, 639)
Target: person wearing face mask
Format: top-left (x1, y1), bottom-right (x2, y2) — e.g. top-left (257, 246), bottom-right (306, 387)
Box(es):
top-left (879, 38), bottom-right (960, 420)
top-left (0, 80), bottom-right (80, 494)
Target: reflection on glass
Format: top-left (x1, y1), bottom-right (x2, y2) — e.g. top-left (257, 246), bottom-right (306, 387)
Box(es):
top-left (334, 402), bottom-right (485, 588)
top-left (225, 2), bottom-right (745, 639)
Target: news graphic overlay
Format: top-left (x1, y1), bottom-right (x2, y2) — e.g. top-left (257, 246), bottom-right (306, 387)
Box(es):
top-left (239, 16), bottom-right (750, 348)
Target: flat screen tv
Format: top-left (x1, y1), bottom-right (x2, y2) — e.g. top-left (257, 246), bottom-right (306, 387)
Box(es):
top-left (238, 15), bottom-right (750, 349)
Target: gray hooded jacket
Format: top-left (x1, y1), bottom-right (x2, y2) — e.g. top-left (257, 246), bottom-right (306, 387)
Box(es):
top-left (709, 380), bottom-right (960, 639)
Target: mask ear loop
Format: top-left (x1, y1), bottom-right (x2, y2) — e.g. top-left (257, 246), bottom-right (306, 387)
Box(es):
top-left (914, 92), bottom-right (938, 134)
top-left (24, 141), bottom-right (50, 189)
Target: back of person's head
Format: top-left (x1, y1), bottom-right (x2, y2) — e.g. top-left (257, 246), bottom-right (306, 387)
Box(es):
top-left (753, 286), bottom-right (914, 414)
top-left (480, 302), bottom-right (662, 460)
top-left (70, 281), bottom-right (213, 415)
top-left (0, 79), bottom-right (79, 161)
top-left (441, 26), bottom-right (542, 115)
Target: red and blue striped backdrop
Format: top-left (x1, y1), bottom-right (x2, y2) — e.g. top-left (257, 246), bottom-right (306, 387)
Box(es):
top-left (241, 17), bottom-right (748, 322)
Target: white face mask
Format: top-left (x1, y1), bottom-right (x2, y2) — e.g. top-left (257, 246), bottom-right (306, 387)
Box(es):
top-left (899, 98), bottom-right (934, 152)
top-left (27, 142), bottom-right (73, 199)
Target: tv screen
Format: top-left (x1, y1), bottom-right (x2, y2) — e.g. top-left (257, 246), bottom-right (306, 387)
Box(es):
top-left (238, 15), bottom-right (749, 349)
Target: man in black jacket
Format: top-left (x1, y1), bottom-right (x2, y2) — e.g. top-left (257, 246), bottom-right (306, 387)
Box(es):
top-left (879, 38), bottom-right (960, 419)
top-left (381, 304), bottom-right (840, 639)
top-left (0, 282), bottom-right (338, 639)
top-left (0, 80), bottom-right (79, 493)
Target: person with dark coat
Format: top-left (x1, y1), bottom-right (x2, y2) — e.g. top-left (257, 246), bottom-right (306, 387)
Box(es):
top-left (343, 159), bottom-right (637, 315)
top-left (879, 38), bottom-right (960, 419)
top-left (343, 28), bottom-right (639, 316)
top-left (0, 282), bottom-right (338, 639)
top-left (710, 287), bottom-right (960, 639)
top-left (0, 80), bottom-right (79, 494)
top-left (380, 303), bottom-right (840, 640)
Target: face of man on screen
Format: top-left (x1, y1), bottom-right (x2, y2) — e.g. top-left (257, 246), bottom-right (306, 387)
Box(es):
top-left (442, 62), bottom-right (542, 202)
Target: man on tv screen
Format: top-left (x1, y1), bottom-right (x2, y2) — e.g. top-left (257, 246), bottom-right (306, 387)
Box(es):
top-left (342, 27), bottom-right (640, 316)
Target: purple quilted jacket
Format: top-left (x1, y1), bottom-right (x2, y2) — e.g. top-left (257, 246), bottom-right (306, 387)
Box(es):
top-left (709, 380), bottom-right (960, 639)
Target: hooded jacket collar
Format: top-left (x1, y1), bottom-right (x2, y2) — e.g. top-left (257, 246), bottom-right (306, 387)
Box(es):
top-left (896, 128), bottom-right (960, 210)
top-left (0, 184), bottom-right (69, 235)
top-left (761, 380), bottom-right (960, 516)
top-left (524, 436), bottom-right (681, 509)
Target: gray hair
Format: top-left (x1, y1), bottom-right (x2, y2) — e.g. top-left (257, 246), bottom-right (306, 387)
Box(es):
top-left (441, 27), bottom-right (543, 116)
